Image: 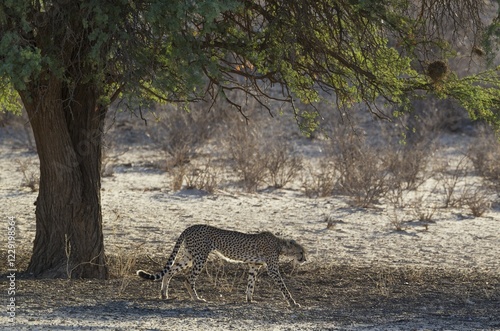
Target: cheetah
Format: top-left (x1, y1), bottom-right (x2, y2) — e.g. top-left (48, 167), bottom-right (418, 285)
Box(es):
top-left (136, 224), bottom-right (306, 306)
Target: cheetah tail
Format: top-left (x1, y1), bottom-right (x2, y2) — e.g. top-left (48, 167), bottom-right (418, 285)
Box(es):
top-left (136, 270), bottom-right (156, 280)
top-left (136, 231), bottom-right (187, 281)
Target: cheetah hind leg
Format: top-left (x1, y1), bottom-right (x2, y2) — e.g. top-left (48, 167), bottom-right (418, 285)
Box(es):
top-left (160, 252), bottom-right (193, 300)
top-left (184, 253), bottom-right (209, 302)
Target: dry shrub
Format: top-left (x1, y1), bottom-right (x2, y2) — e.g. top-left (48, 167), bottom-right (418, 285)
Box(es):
top-left (387, 207), bottom-right (405, 232)
top-left (227, 124), bottom-right (268, 192)
top-left (467, 127), bottom-right (500, 190)
top-left (461, 186), bottom-right (491, 217)
top-left (435, 156), bottom-right (470, 208)
top-left (384, 140), bottom-right (434, 208)
top-left (184, 160), bottom-right (220, 193)
top-left (147, 103), bottom-right (220, 168)
top-left (411, 195), bottom-right (438, 223)
top-left (301, 160), bottom-right (337, 198)
top-left (264, 139), bottom-right (303, 189)
top-left (226, 121), bottom-right (303, 192)
top-left (434, 152), bottom-right (492, 216)
top-left (330, 131), bottom-right (390, 207)
top-left (387, 142), bottom-right (432, 191)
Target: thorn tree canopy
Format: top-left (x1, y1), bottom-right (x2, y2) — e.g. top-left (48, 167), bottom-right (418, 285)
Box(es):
top-left (1, 0), bottom-right (499, 278)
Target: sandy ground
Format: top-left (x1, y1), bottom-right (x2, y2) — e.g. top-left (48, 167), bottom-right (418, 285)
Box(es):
top-left (0, 119), bottom-right (499, 330)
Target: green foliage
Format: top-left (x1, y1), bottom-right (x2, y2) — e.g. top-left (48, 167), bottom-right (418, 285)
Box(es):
top-left (440, 70), bottom-right (500, 128)
top-left (0, 32), bottom-right (42, 91)
top-left (0, 80), bottom-right (21, 114)
top-left (0, 0), bottom-right (499, 130)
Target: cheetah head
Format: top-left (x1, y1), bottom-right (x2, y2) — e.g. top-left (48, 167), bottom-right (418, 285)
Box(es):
top-left (282, 239), bottom-right (306, 264)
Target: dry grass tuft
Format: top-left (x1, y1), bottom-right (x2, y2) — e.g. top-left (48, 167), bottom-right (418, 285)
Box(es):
top-left (170, 165), bottom-right (187, 191)
top-left (107, 244), bottom-right (143, 295)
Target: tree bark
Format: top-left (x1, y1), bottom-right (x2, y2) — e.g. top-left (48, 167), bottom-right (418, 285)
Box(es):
top-left (20, 75), bottom-right (108, 279)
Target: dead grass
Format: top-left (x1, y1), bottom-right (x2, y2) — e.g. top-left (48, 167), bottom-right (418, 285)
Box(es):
top-left (107, 244), bottom-right (143, 295)
top-left (170, 165), bottom-right (187, 191)
top-left (6, 251), bottom-right (499, 330)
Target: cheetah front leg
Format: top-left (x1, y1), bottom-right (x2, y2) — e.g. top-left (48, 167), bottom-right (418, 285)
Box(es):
top-left (267, 264), bottom-right (300, 307)
top-left (246, 263), bottom-right (262, 303)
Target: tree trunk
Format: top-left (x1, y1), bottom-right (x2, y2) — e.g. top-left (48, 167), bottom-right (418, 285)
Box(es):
top-left (20, 75), bottom-right (108, 279)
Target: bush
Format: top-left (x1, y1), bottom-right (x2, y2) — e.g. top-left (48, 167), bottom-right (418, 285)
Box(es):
top-left (467, 127), bottom-right (500, 190)
top-left (227, 124), bottom-right (268, 192)
top-left (16, 158), bottom-right (39, 192)
top-left (184, 160), bottom-right (220, 194)
top-left (386, 142), bottom-right (432, 191)
top-left (147, 103), bottom-right (219, 168)
top-left (329, 130), bottom-right (390, 207)
top-left (264, 139), bottom-right (303, 189)
top-left (301, 160), bottom-right (337, 198)
top-left (435, 156), bottom-right (471, 208)
top-left (461, 187), bottom-right (491, 217)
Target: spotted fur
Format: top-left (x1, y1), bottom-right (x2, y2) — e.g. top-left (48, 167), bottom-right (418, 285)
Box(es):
top-left (136, 224), bottom-right (306, 306)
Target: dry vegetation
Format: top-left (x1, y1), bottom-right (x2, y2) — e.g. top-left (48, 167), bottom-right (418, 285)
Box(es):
top-left (3, 248), bottom-right (499, 330)
top-left (9, 94), bottom-right (499, 224)
top-left (101, 96), bottom-right (500, 235)
top-left (2, 95), bottom-right (500, 330)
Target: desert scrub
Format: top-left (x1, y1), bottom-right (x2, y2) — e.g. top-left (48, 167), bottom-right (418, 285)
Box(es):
top-left (467, 126), bottom-right (500, 190)
top-left (301, 159), bottom-right (337, 198)
top-left (226, 124), bottom-right (268, 192)
top-left (184, 160), bottom-right (220, 194)
top-left (264, 138), bottom-right (303, 189)
top-left (329, 131), bottom-right (390, 207)
top-left (147, 103), bottom-right (220, 168)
